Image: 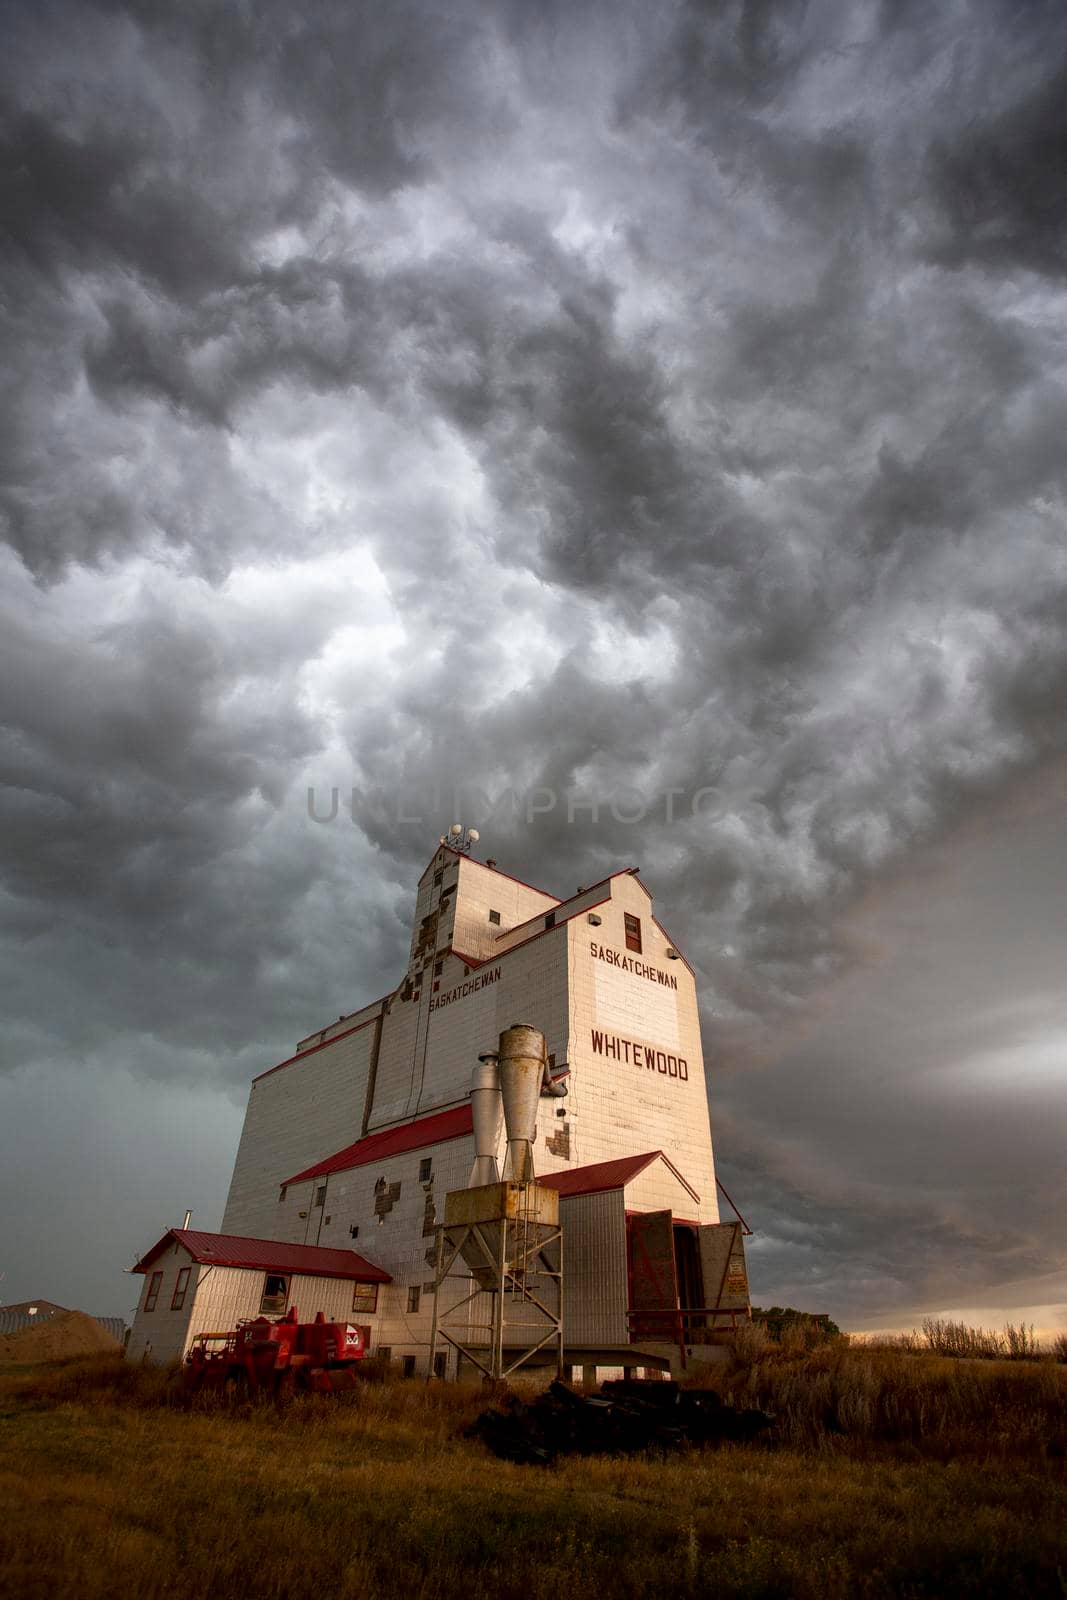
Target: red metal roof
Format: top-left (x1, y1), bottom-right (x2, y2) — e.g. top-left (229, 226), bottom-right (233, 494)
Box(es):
top-left (284, 1103), bottom-right (474, 1186)
top-left (539, 1150), bottom-right (699, 1202)
top-left (132, 1229), bottom-right (391, 1282)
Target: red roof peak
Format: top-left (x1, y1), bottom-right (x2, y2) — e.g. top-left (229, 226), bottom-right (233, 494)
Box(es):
top-left (539, 1150), bottom-right (700, 1202)
top-left (133, 1229), bottom-right (391, 1283)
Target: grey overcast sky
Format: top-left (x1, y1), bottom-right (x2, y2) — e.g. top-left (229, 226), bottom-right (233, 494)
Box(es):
top-left (1, 0), bottom-right (1065, 1331)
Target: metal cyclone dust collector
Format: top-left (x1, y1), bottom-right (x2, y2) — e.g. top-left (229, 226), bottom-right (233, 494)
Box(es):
top-left (432, 1020), bottom-right (565, 1381)
top-left (468, 1054), bottom-right (504, 1187)
top-left (497, 1023), bottom-right (545, 1182)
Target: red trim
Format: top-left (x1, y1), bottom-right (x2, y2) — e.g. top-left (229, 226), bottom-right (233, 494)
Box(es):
top-left (622, 1208), bottom-right (701, 1225)
top-left (542, 1150), bottom-right (700, 1203)
top-left (457, 848), bottom-right (560, 902)
top-left (294, 989), bottom-right (393, 1050)
top-left (452, 896), bottom-right (606, 977)
top-left (541, 1151), bottom-right (657, 1197)
top-left (715, 1176), bottom-right (753, 1235)
top-left (451, 949), bottom-right (487, 970)
top-left (283, 1103), bottom-right (474, 1185)
top-left (133, 1229), bottom-right (391, 1284)
top-left (493, 870), bottom-right (642, 941)
top-left (651, 917), bottom-right (695, 978)
top-left (255, 1010), bottom-right (383, 1083)
top-left (494, 893), bottom-right (610, 947)
top-left (420, 843), bottom-right (559, 903)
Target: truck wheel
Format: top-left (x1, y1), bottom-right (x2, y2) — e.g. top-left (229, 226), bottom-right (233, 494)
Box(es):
top-left (223, 1371), bottom-right (248, 1402)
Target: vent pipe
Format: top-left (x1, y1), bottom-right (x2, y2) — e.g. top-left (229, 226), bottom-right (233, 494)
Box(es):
top-left (182, 1210), bottom-right (192, 1230)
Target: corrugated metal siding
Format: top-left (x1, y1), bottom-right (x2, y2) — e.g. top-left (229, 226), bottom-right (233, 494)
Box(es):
top-left (559, 1190), bottom-right (629, 1345)
top-left (0, 1310), bottom-right (125, 1341)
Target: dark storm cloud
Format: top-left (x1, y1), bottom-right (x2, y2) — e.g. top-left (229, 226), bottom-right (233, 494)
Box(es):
top-left (2, 0), bottom-right (1066, 1320)
top-left (926, 57), bottom-right (1067, 279)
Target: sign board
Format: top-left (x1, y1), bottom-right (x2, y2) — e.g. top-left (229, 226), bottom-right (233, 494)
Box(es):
top-left (697, 1222), bottom-right (750, 1313)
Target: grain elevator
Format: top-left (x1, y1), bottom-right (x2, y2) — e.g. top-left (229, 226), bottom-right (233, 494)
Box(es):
top-left (127, 835), bottom-right (749, 1376)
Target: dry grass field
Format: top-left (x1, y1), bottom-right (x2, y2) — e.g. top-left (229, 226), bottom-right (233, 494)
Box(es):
top-left (1, 1341), bottom-right (1065, 1599)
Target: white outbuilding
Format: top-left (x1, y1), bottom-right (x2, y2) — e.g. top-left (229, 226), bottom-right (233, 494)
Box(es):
top-left (127, 1228), bottom-right (390, 1365)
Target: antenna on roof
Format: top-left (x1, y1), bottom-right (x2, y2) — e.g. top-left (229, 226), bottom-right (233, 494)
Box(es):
top-left (438, 824), bottom-right (480, 856)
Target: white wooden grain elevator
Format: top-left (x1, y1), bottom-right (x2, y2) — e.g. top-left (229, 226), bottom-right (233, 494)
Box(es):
top-left (128, 835), bottom-right (749, 1376)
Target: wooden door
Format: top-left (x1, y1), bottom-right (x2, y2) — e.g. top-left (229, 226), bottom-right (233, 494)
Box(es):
top-left (627, 1210), bottom-right (679, 1340)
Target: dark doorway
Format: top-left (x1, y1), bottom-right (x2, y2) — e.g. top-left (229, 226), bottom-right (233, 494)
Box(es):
top-left (673, 1225), bottom-right (702, 1311)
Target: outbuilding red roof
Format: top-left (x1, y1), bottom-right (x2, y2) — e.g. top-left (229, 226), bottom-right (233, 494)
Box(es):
top-left (132, 1228), bottom-right (391, 1283)
top-left (539, 1150), bottom-right (699, 1202)
top-left (284, 1103), bottom-right (474, 1186)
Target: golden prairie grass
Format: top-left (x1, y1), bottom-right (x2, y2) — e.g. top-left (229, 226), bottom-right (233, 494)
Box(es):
top-left (1, 1348), bottom-right (1065, 1599)
top-left (717, 1338), bottom-right (1067, 1464)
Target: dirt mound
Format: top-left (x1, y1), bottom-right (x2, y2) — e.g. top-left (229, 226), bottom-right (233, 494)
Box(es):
top-left (0, 1310), bottom-right (122, 1364)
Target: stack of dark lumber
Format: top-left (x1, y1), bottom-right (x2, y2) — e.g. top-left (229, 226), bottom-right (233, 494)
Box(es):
top-left (467, 1378), bottom-right (774, 1465)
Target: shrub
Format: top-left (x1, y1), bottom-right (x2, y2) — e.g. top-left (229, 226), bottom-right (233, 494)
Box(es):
top-left (921, 1318), bottom-right (1004, 1359)
top-left (717, 1341), bottom-right (1067, 1460)
top-left (1004, 1322), bottom-right (1040, 1360)
top-left (729, 1319), bottom-right (769, 1365)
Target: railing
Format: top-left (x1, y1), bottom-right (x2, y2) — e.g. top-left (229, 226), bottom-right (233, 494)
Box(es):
top-left (627, 1306), bottom-right (751, 1348)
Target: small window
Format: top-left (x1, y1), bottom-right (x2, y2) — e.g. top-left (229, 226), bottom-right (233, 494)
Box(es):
top-left (434, 959), bottom-right (443, 977)
top-left (377, 1346), bottom-right (392, 1363)
top-left (170, 1267), bottom-right (191, 1312)
top-left (260, 1274), bottom-right (289, 1314)
top-left (624, 913), bottom-right (642, 953)
top-left (144, 1271), bottom-right (163, 1313)
top-left (407, 1286), bottom-right (421, 1314)
top-left (433, 1351), bottom-right (447, 1378)
top-left (402, 1355), bottom-right (417, 1378)
top-left (419, 1157), bottom-right (432, 1183)
top-left (314, 1185), bottom-right (327, 1207)
top-left (433, 869), bottom-right (443, 888)
top-left (353, 1282), bottom-right (379, 1313)
top-left (488, 909), bottom-right (501, 925)
top-left (544, 911), bottom-right (555, 929)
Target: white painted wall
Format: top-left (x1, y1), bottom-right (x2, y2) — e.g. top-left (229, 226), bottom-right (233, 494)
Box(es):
top-left (128, 1250), bottom-right (386, 1365)
top-left (126, 1240), bottom-right (197, 1363)
top-left (564, 874), bottom-right (720, 1222)
top-left (221, 1017), bottom-right (379, 1237)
